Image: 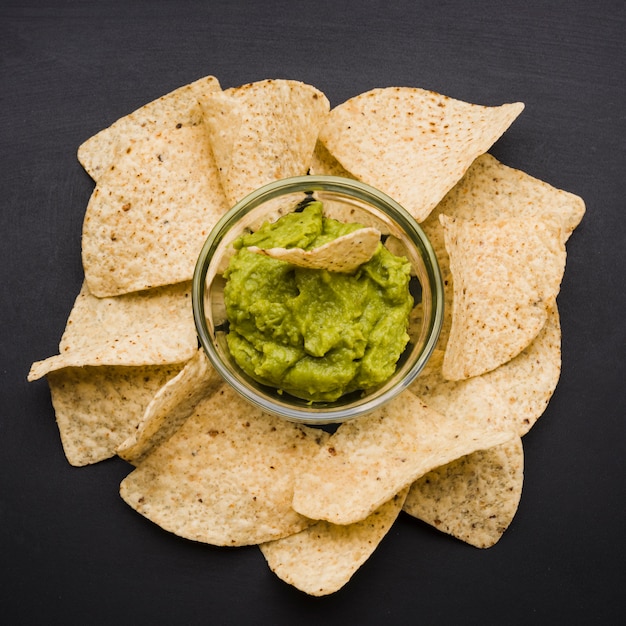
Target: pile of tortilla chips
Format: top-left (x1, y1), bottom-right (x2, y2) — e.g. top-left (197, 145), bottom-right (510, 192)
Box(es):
top-left (28, 76), bottom-right (585, 596)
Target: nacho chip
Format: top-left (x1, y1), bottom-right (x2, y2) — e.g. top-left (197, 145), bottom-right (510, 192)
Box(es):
top-left (410, 306), bottom-right (561, 437)
top-left (28, 75), bottom-right (582, 590)
top-left (28, 281), bottom-right (196, 381)
top-left (81, 119), bottom-right (229, 297)
top-left (292, 390), bottom-right (512, 525)
top-left (403, 438), bottom-right (524, 548)
top-left (78, 75), bottom-right (222, 180)
top-left (482, 305), bottom-right (561, 436)
top-left (248, 226), bottom-right (380, 273)
top-left (308, 140), bottom-right (355, 178)
top-left (421, 153), bottom-right (585, 350)
top-left (409, 350), bottom-right (516, 432)
top-left (440, 215), bottom-right (566, 380)
top-left (117, 349), bottom-right (223, 465)
top-left (119, 385), bottom-right (330, 546)
top-left (428, 153), bottom-right (585, 240)
top-left (318, 87), bottom-right (524, 222)
top-left (200, 79), bottom-right (330, 205)
top-left (48, 363), bottom-right (182, 466)
top-left (260, 489), bottom-right (408, 596)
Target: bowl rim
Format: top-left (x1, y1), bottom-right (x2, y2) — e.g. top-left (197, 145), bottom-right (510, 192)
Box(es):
top-left (192, 174), bottom-right (444, 423)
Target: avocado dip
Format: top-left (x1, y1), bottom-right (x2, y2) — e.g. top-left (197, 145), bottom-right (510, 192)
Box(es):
top-left (223, 201), bottom-right (413, 402)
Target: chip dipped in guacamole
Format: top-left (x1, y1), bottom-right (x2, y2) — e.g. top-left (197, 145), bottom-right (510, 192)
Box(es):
top-left (223, 201), bottom-right (414, 402)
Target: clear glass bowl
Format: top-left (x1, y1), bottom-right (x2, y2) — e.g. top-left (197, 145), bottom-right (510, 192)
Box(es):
top-left (192, 175), bottom-right (443, 425)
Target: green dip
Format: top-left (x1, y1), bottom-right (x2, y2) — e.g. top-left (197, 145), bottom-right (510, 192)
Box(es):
top-left (223, 201), bottom-right (413, 402)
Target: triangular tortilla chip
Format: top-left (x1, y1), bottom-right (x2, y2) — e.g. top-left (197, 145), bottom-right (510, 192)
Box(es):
top-left (28, 281), bottom-right (197, 381)
top-left (440, 215), bottom-right (566, 380)
top-left (248, 227), bottom-right (381, 273)
top-left (421, 153), bottom-right (584, 350)
top-left (292, 390), bottom-right (512, 525)
top-left (318, 87), bottom-right (524, 222)
top-left (410, 350), bottom-right (516, 432)
top-left (410, 306), bottom-right (561, 437)
top-left (81, 119), bottom-right (229, 296)
top-left (403, 438), bottom-right (524, 548)
top-left (260, 489), bottom-right (408, 596)
top-left (78, 75), bottom-right (222, 180)
top-left (47, 363), bottom-right (183, 466)
top-left (117, 348), bottom-right (223, 465)
top-left (426, 153), bottom-right (585, 240)
top-left (482, 305), bottom-right (561, 436)
top-left (308, 140), bottom-right (355, 178)
top-left (200, 79), bottom-right (330, 205)
top-left (119, 385), bottom-right (330, 546)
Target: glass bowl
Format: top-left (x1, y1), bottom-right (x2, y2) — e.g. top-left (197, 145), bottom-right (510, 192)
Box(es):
top-left (192, 175), bottom-right (443, 425)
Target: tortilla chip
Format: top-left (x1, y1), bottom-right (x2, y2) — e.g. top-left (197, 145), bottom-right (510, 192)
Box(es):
top-left (428, 153), bottom-right (585, 240)
top-left (421, 153), bottom-right (585, 350)
top-left (403, 438), bottom-right (524, 548)
top-left (47, 363), bottom-right (182, 466)
top-left (117, 349), bottom-right (223, 465)
top-left (119, 385), bottom-right (330, 546)
top-left (308, 140), bottom-right (355, 178)
top-left (248, 227), bottom-right (380, 273)
top-left (483, 305), bottom-right (561, 436)
top-left (409, 350), bottom-right (516, 432)
top-left (292, 390), bottom-right (512, 525)
top-left (200, 79), bottom-right (330, 205)
top-left (78, 75), bottom-right (222, 181)
top-left (81, 120), bottom-right (229, 297)
top-left (260, 489), bottom-right (408, 596)
top-left (411, 305), bottom-right (561, 437)
top-left (318, 87), bottom-right (524, 222)
top-left (440, 215), bottom-right (566, 380)
top-left (28, 281), bottom-right (196, 381)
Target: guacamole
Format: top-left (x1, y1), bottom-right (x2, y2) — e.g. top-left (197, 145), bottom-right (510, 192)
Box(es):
top-left (223, 201), bottom-right (413, 402)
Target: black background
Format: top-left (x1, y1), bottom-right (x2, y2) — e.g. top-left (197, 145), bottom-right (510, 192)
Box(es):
top-left (2, 1), bottom-right (624, 624)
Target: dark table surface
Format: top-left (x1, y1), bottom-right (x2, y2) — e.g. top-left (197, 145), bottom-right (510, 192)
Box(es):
top-left (2, 1), bottom-right (624, 624)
